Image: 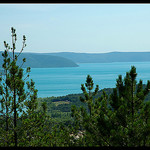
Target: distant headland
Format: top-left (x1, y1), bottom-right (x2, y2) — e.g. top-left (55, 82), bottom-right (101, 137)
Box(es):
top-left (1, 51), bottom-right (150, 68)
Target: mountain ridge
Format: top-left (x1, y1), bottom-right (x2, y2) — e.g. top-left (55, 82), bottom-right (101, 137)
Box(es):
top-left (1, 51), bottom-right (150, 68)
top-left (46, 51), bottom-right (150, 63)
top-left (0, 51), bottom-right (78, 68)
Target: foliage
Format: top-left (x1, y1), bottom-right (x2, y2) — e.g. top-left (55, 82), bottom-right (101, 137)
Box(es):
top-left (71, 67), bottom-right (150, 146)
top-left (0, 28), bottom-right (150, 147)
top-left (36, 87), bottom-right (114, 126)
top-left (0, 27), bottom-right (51, 147)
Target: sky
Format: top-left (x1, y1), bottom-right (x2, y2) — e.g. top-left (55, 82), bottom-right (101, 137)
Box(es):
top-left (0, 3), bottom-right (150, 53)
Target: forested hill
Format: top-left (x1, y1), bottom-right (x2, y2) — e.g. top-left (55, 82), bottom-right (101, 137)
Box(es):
top-left (46, 52), bottom-right (150, 63)
top-left (37, 85), bottom-right (150, 125)
top-left (1, 51), bottom-right (150, 68)
top-left (0, 51), bottom-right (78, 68)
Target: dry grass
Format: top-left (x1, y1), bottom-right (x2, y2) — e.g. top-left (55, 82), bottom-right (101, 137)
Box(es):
top-left (53, 101), bottom-right (70, 106)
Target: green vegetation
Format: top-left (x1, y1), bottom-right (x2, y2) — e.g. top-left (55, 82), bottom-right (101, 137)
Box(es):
top-left (37, 83), bottom-right (150, 126)
top-left (36, 87), bottom-right (114, 126)
top-left (0, 28), bottom-right (150, 147)
top-left (71, 67), bottom-right (150, 146)
top-left (0, 28), bottom-right (52, 147)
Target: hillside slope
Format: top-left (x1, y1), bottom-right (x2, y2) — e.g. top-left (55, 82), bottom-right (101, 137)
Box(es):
top-left (0, 51), bottom-right (78, 68)
top-left (46, 52), bottom-right (150, 63)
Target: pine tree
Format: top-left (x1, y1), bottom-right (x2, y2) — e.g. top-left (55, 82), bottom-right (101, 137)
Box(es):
top-left (71, 67), bottom-right (150, 146)
top-left (0, 49), bottom-right (12, 146)
top-left (109, 66), bottom-right (150, 146)
top-left (0, 27), bottom-right (38, 147)
top-left (71, 75), bottom-right (108, 146)
top-left (80, 75), bottom-right (99, 116)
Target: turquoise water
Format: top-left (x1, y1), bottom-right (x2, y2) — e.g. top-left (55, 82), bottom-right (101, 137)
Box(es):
top-left (29, 62), bottom-right (150, 98)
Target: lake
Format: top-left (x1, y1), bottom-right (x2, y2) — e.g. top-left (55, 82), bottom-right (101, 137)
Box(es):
top-left (28, 62), bottom-right (150, 98)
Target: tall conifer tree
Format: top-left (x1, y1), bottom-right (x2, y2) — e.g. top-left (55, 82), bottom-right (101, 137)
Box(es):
top-left (0, 27), bottom-right (38, 147)
top-left (71, 67), bottom-right (150, 146)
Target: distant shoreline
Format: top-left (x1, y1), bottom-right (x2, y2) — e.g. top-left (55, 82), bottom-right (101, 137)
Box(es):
top-left (1, 51), bottom-right (150, 68)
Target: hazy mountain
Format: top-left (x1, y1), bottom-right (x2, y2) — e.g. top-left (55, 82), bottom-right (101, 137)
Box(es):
top-left (1, 51), bottom-right (150, 68)
top-left (46, 52), bottom-right (150, 63)
top-left (0, 51), bottom-right (78, 68)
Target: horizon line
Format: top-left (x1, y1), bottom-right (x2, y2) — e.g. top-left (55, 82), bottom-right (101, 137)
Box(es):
top-left (1, 51), bottom-right (150, 54)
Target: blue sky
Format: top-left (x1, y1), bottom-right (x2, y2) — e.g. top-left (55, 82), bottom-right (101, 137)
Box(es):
top-left (0, 3), bottom-right (150, 53)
